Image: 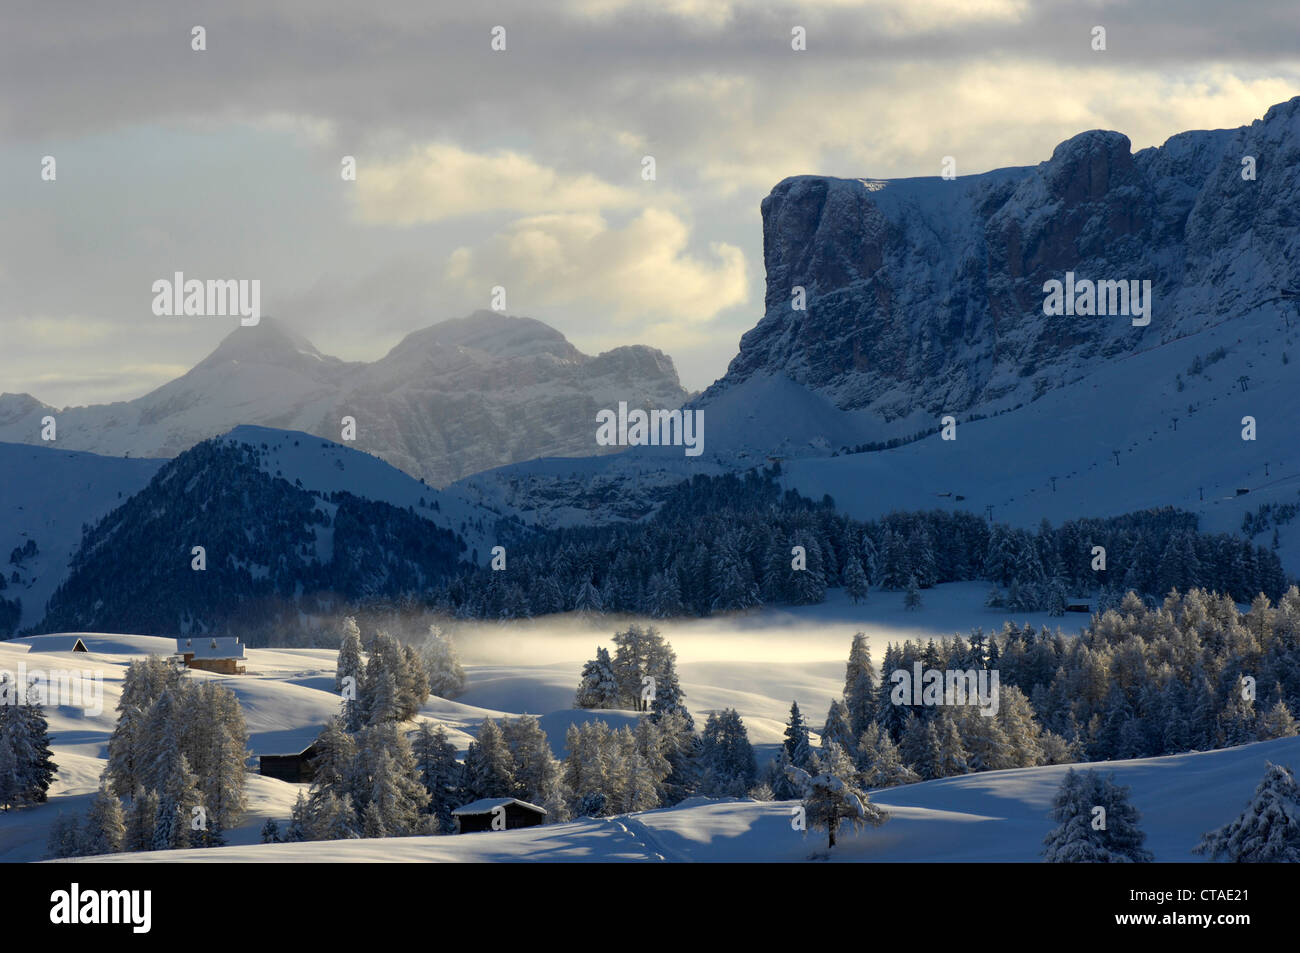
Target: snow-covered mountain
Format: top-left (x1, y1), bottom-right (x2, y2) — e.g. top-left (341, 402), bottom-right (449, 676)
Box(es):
top-left (0, 426), bottom-right (524, 634)
top-left (448, 98), bottom-right (1300, 567)
top-left (0, 445), bottom-right (166, 633)
top-left (0, 311), bottom-right (690, 487)
top-left (696, 95), bottom-right (1300, 456)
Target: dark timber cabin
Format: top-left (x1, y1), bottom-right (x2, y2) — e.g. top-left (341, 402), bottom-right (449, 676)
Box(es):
top-left (452, 797), bottom-right (547, 833)
top-left (259, 743), bottom-right (319, 783)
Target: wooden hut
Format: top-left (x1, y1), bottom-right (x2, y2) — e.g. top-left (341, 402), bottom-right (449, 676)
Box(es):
top-left (452, 797), bottom-right (547, 833)
top-left (259, 743), bottom-right (319, 783)
top-left (176, 636), bottom-right (246, 674)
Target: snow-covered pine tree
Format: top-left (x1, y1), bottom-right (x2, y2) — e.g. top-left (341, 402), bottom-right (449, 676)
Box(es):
top-left (191, 683), bottom-right (249, 833)
top-left (311, 790), bottom-right (360, 840)
top-left (934, 712), bottom-right (970, 778)
top-left (903, 576), bottom-right (922, 611)
top-left (124, 786), bottom-right (158, 852)
top-left (856, 723), bottom-right (918, 788)
top-left (843, 633), bottom-right (877, 739)
top-left (462, 717), bottom-right (516, 801)
top-left (1194, 761), bottom-right (1300, 862)
top-left (575, 646), bottom-right (620, 708)
top-left (822, 699), bottom-right (856, 756)
top-left (786, 740), bottom-right (887, 850)
top-left (652, 708), bottom-right (699, 806)
top-left (0, 695), bottom-right (56, 809)
top-left (151, 750), bottom-right (201, 851)
top-left (46, 813), bottom-right (83, 859)
top-left (783, 701), bottom-right (813, 768)
top-left (879, 529), bottom-right (909, 590)
top-left (906, 527), bottom-right (937, 588)
top-left (80, 785), bottom-right (126, 855)
top-left (764, 748), bottom-right (801, 800)
top-left (503, 715), bottom-right (568, 822)
top-left (1042, 768), bottom-right (1153, 862)
top-left (1258, 699), bottom-right (1299, 740)
top-left (573, 577), bottom-right (604, 616)
top-left (611, 624), bottom-right (651, 709)
top-left (286, 791), bottom-right (311, 842)
top-left (645, 629), bottom-right (692, 726)
top-left (997, 684), bottom-right (1045, 767)
top-left (420, 624), bottom-right (466, 699)
top-left (336, 616), bottom-right (363, 694)
top-left (260, 818), bottom-right (281, 843)
top-left (843, 555), bottom-right (870, 604)
top-left (353, 723), bottom-right (430, 835)
top-left (563, 720), bottom-right (614, 812)
top-left (361, 800), bottom-right (387, 838)
top-left (401, 644), bottom-right (431, 719)
top-left (899, 712), bottom-right (943, 781)
top-left (955, 703), bottom-right (1014, 772)
top-left (413, 721), bottom-right (463, 833)
top-left (699, 708), bottom-right (758, 797)
top-left (646, 571), bottom-right (684, 618)
top-left (307, 717), bottom-right (357, 819)
top-left (362, 638), bottom-right (402, 725)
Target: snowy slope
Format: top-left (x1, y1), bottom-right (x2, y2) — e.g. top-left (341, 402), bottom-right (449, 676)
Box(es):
top-left (0, 444), bottom-right (166, 630)
top-left (216, 425), bottom-right (523, 563)
top-left (775, 300), bottom-right (1300, 568)
top-left (0, 584), bottom-right (1086, 861)
top-left (62, 737), bottom-right (1300, 863)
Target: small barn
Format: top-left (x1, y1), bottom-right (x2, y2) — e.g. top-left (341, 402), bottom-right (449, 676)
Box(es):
top-left (452, 797), bottom-right (547, 834)
top-left (259, 743), bottom-right (319, 783)
top-left (71, 638), bottom-right (88, 653)
top-left (1065, 600), bottom-right (1091, 613)
top-left (177, 636), bottom-right (246, 674)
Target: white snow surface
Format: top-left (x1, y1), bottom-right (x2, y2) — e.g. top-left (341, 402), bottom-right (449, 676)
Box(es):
top-left (3, 585), bottom-right (1292, 863)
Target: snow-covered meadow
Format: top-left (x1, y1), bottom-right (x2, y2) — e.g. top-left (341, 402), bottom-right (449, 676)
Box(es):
top-left (4, 583), bottom-right (1291, 863)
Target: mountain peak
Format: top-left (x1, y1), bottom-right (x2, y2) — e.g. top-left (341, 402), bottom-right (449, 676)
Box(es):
top-left (197, 316), bottom-right (338, 369)
top-left (384, 311), bottom-right (581, 364)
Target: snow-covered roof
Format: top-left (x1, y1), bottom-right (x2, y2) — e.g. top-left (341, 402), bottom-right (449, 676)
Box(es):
top-left (452, 797), bottom-right (546, 816)
top-left (177, 636), bottom-right (246, 659)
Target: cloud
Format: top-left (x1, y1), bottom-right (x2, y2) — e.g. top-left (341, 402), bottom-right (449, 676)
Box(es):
top-left (353, 144), bottom-right (638, 224)
top-left (445, 208), bottom-right (748, 326)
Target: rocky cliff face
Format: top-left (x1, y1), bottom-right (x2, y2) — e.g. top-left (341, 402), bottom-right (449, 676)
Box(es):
top-left (0, 311), bottom-right (690, 486)
top-left (700, 97), bottom-right (1300, 443)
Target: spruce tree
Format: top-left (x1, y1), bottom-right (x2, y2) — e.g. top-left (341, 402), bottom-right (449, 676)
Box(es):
top-left (843, 633), bottom-right (877, 739)
top-left (124, 786), bottom-right (158, 852)
top-left (822, 699), bottom-right (855, 756)
top-left (1042, 769), bottom-right (1153, 862)
top-left (336, 616), bottom-right (363, 694)
top-left (81, 785), bottom-right (126, 855)
top-left (843, 556), bottom-right (870, 604)
top-left (413, 721), bottom-right (463, 832)
top-left (856, 723), bottom-right (918, 788)
top-left (699, 709), bottom-right (757, 797)
top-left (1257, 700), bottom-right (1299, 740)
top-left (575, 647), bottom-right (620, 708)
top-left (462, 718), bottom-right (516, 801)
top-left (783, 702), bottom-right (812, 768)
top-left (420, 624), bottom-right (466, 699)
top-left (1194, 761), bottom-right (1300, 862)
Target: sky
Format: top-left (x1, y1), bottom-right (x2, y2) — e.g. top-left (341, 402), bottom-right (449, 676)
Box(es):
top-left (2, 0), bottom-right (1299, 407)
